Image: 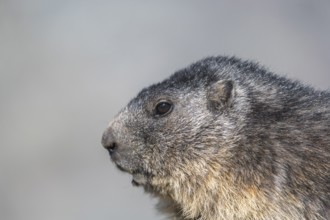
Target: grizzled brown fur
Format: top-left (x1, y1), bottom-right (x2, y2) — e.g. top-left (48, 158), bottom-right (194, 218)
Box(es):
top-left (102, 56), bottom-right (330, 220)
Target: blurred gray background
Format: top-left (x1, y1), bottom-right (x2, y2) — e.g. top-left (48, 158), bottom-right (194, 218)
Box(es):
top-left (0, 0), bottom-right (329, 220)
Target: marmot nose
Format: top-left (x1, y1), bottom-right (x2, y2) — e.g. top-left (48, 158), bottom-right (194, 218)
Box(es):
top-left (102, 129), bottom-right (118, 155)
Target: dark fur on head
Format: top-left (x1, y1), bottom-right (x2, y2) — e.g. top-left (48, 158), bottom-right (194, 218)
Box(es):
top-left (102, 56), bottom-right (330, 220)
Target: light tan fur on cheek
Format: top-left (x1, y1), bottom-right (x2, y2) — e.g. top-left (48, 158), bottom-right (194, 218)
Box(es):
top-left (150, 157), bottom-right (305, 220)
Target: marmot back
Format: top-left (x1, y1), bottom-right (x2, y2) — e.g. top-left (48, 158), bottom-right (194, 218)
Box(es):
top-left (102, 56), bottom-right (330, 220)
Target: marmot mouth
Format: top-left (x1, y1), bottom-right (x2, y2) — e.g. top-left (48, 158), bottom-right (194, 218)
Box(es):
top-left (113, 160), bottom-right (136, 174)
top-left (115, 163), bottom-right (129, 173)
top-left (131, 173), bottom-right (148, 186)
top-left (131, 179), bottom-right (141, 186)
top-left (114, 163), bottom-right (149, 186)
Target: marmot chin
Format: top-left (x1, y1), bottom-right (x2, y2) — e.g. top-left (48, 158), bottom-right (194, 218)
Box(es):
top-left (102, 56), bottom-right (330, 220)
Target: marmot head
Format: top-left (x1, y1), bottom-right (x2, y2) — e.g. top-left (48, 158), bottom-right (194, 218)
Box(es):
top-left (102, 57), bottom-right (330, 220)
top-left (102, 57), bottom-right (249, 190)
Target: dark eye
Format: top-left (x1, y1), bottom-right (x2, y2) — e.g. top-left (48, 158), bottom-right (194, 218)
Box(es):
top-left (155, 101), bottom-right (173, 116)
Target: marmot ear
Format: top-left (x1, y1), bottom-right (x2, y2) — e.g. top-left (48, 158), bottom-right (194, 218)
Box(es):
top-left (207, 80), bottom-right (234, 111)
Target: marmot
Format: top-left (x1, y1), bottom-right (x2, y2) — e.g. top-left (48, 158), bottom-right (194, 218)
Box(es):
top-left (102, 56), bottom-right (330, 220)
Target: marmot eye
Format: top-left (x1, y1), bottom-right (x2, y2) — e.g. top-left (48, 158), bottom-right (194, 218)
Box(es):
top-left (155, 101), bottom-right (173, 116)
